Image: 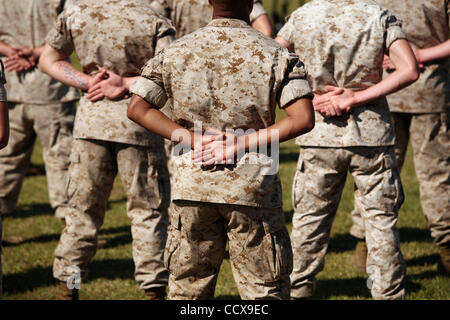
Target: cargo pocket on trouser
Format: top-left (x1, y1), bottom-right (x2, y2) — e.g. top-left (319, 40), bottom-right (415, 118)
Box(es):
top-left (382, 151), bottom-right (403, 212)
top-left (66, 151), bottom-right (80, 204)
top-left (245, 226), bottom-right (293, 285)
top-left (164, 225), bottom-right (180, 276)
top-left (292, 158), bottom-right (304, 211)
top-left (147, 147), bottom-right (170, 210)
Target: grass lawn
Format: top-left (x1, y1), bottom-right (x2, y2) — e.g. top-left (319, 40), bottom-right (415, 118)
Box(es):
top-left (2, 0), bottom-right (448, 301)
top-left (2, 115), bottom-right (449, 299)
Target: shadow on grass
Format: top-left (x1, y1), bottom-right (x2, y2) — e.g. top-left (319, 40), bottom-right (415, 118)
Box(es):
top-left (3, 265), bottom-right (57, 295)
top-left (4, 203), bottom-right (53, 219)
top-left (406, 254), bottom-right (440, 267)
top-left (87, 258), bottom-right (135, 281)
top-left (279, 152), bottom-right (299, 164)
top-left (398, 227), bottom-right (432, 243)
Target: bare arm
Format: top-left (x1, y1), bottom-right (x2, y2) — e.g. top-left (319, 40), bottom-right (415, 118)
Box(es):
top-left (413, 39), bottom-right (450, 64)
top-left (127, 94), bottom-right (196, 147)
top-left (275, 36), bottom-right (295, 53)
top-left (251, 14), bottom-right (274, 38)
top-left (193, 98), bottom-right (315, 165)
top-left (315, 39), bottom-right (419, 116)
top-left (87, 67), bottom-right (139, 101)
top-left (39, 44), bottom-right (105, 91)
top-left (0, 101), bottom-right (9, 149)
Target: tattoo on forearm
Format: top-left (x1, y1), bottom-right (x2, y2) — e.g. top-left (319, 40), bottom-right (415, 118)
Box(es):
top-left (57, 62), bottom-right (87, 89)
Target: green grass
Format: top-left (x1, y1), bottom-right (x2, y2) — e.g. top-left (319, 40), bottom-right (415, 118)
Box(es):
top-left (2, 0), bottom-right (448, 301)
top-left (2, 112), bottom-right (449, 300)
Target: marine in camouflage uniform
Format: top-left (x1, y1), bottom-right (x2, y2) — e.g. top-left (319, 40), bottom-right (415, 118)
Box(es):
top-left (149, 0), bottom-right (272, 177)
top-left (0, 0), bottom-right (79, 219)
top-left (350, 0), bottom-right (450, 274)
top-left (277, 0), bottom-right (408, 299)
top-left (129, 12), bottom-right (314, 299)
top-left (0, 58), bottom-right (7, 299)
top-left (44, 0), bottom-right (174, 298)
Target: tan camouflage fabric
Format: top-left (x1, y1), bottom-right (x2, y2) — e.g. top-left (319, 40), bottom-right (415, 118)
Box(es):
top-left (45, 0), bottom-right (175, 146)
top-left (351, 112), bottom-right (450, 246)
top-left (0, 102), bottom-right (76, 216)
top-left (291, 146), bottom-right (406, 300)
top-left (376, 0), bottom-right (450, 113)
top-left (149, 0), bottom-right (267, 38)
top-left (53, 138), bottom-right (170, 290)
top-left (277, 0), bottom-right (406, 147)
top-left (166, 200), bottom-right (292, 299)
top-left (131, 18), bottom-right (313, 207)
top-left (0, 0), bottom-right (79, 104)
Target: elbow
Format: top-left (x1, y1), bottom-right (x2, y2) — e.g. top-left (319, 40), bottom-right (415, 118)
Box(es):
top-left (404, 64), bottom-right (420, 85)
top-left (304, 113), bottom-right (315, 133)
top-left (127, 98), bottom-right (140, 122)
top-left (38, 55), bottom-right (49, 74)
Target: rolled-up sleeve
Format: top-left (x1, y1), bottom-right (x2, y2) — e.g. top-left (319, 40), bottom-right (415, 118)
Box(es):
top-left (249, 1), bottom-right (267, 23)
top-left (45, 12), bottom-right (74, 55)
top-left (275, 51), bottom-right (313, 109)
top-left (381, 10), bottom-right (407, 50)
top-left (130, 52), bottom-right (168, 108)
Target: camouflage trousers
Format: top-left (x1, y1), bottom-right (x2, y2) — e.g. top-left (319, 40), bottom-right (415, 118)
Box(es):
top-left (165, 200), bottom-right (293, 300)
top-left (351, 112), bottom-right (450, 246)
top-left (53, 138), bottom-right (170, 290)
top-left (291, 146), bottom-right (406, 300)
top-left (0, 102), bottom-right (76, 218)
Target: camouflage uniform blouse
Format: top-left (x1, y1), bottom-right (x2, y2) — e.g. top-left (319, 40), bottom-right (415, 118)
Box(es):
top-left (149, 0), bottom-right (268, 38)
top-left (0, 59), bottom-right (6, 101)
top-left (0, 0), bottom-right (79, 104)
top-left (131, 18), bottom-right (313, 208)
top-left (376, 0), bottom-right (450, 113)
top-left (277, 0), bottom-right (407, 147)
top-left (46, 0), bottom-right (175, 146)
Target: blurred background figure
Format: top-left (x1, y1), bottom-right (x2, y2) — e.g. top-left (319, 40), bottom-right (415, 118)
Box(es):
top-left (0, 0), bottom-right (79, 245)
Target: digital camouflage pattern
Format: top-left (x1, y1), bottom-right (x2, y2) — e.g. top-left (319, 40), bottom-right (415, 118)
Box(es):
top-left (277, 0), bottom-right (406, 147)
top-left (351, 112), bottom-right (450, 246)
top-left (165, 200), bottom-right (292, 300)
top-left (46, 0), bottom-right (175, 146)
top-left (0, 0), bottom-right (79, 104)
top-left (0, 0), bottom-right (77, 216)
top-left (131, 18), bottom-right (313, 208)
top-left (291, 146), bottom-right (406, 300)
top-left (0, 102), bottom-right (75, 217)
top-left (376, 0), bottom-right (450, 114)
top-left (350, 0), bottom-right (450, 248)
top-left (149, 0), bottom-right (267, 38)
top-left (53, 139), bottom-right (170, 290)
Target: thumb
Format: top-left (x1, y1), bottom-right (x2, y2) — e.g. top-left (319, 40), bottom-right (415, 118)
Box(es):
top-left (325, 85), bottom-right (339, 92)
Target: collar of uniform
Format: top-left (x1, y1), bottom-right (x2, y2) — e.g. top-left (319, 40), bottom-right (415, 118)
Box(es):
top-left (208, 18), bottom-right (250, 29)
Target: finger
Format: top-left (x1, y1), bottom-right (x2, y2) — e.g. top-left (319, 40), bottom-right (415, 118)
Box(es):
top-left (88, 92), bottom-right (105, 102)
top-left (325, 85), bottom-right (340, 92)
top-left (88, 82), bottom-right (103, 93)
top-left (87, 87), bottom-right (103, 98)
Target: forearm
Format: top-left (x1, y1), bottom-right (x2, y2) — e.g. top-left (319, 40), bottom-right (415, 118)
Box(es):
top-left (251, 14), bottom-right (274, 38)
top-left (123, 76), bottom-right (139, 90)
top-left (242, 98), bottom-right (314, 151)
top-left (416, 40), bottom-right (450, 64)
top-left (0, 101), bottom-right (9, 149)
top-left (39, 45), bottom-right (91, 90)
top-left (0, 41), bottom-right (13, 57)
top-left (355, 40), bottom-right (419, 106)
top-left (127, 95), bottom-right (194, 146)
top-left (354, 67), bottom-right (418, 106)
